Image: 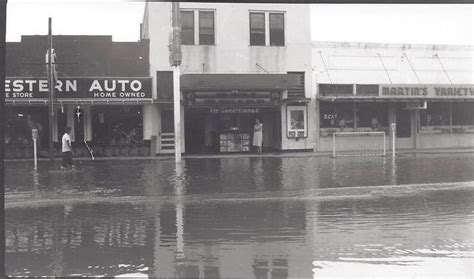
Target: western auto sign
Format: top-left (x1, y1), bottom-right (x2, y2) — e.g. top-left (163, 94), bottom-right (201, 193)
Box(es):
top-left (5, 78), bottom-right (152, 99)
top-left (379, 85), bottom-right (474, 99)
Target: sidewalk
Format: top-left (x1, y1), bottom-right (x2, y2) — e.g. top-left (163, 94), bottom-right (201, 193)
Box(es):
top-left (5, 147), bottom-right (474, 162)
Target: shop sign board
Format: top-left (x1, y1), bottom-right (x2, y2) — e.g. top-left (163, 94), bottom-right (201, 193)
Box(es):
top-left (185, 91), bottom-right (281, 106)
top-left (5, 77), bottom-right (152, 99)
top-left (379, 85), bottom-right (474, 99)
top-left (209, 107), bottom-right (260, 114)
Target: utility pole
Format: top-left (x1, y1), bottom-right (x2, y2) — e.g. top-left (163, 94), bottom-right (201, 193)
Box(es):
top-left (170, 2), bottom-right (182, 163)
top-left (47, 17), bottom-right (55, 164)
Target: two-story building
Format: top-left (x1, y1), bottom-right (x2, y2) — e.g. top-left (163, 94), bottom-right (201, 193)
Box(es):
top-left (141, 2), bottom-right (315, 155)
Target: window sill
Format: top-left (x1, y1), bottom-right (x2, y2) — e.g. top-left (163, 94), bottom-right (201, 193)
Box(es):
top-left (182, 44), bottom-right (216, 47)
top-left (249, 45), bottom-right (286, 47)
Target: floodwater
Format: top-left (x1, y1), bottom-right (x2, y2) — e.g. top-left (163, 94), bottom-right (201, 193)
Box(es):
top-left (5, 153), bottom-right (474, 278)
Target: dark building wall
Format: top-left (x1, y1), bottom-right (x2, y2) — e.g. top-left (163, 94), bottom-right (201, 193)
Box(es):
top-left (6, 35), bottom-right (149, 77)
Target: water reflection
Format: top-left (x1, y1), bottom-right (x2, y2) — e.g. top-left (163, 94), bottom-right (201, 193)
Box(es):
top-left (6, 188), bottom-right (474, 277)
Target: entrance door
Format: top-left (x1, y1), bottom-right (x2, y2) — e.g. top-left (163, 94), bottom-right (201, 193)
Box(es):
top-left (395, 104), bottom-right (415, 149)
top-left (184, 111), bottom-right (206, 153)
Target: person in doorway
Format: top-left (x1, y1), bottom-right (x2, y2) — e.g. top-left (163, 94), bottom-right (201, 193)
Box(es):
top-left (61, 126), bottom-right (74, 169)
top-left (253, 119), bottom-right (263, 154)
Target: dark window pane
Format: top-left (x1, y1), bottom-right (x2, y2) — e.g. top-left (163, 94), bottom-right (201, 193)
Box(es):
top-left (180, 11), bottom-right (194, 45)
top-left (250, 12), bottom-right (265, 46)
top-left (199, 11), bottom-right (214, 45)
top-left (269, 13), bottom-right (284, 46)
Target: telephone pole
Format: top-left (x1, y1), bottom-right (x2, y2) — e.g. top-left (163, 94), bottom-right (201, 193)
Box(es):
top-left (47, 17), bottom-right (55, 163)
top-left (170, 2), bottom-right (182, 163)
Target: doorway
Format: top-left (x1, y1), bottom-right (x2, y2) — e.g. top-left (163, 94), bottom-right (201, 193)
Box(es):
top-left (395, 104), bottom-right (415, 149)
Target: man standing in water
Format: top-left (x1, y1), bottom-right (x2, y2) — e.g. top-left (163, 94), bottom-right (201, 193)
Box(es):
top-left (253, 119), bottom-right (263, 154)
top-left (61, 126), bottom-right (74, 169)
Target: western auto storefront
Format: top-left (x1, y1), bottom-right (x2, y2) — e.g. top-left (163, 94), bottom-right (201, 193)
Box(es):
top-left (180, 74), bottom-right (303, 154)
top-left (5, 77), bottom-right (153, 159)
top-left (317, 84), bottom-right (474, 152)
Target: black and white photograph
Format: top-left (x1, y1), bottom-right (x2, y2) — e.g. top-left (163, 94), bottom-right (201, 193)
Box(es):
top-left (1, 1), bottom-right (474, 278)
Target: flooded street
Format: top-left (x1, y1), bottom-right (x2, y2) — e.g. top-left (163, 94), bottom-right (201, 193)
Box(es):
top-left (5, 153), bottom-right (474, 277)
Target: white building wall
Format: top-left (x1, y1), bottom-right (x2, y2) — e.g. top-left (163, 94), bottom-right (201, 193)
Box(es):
top-left (142, 2), bottom-right (315, 152)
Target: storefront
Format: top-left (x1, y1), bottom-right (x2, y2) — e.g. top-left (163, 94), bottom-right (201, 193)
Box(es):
top-left (179, 74), bottom-right (301, 154)
top-left (5, 77), bottom-right (152, 158)
top-left (317, 84), bottom-right (474, 152)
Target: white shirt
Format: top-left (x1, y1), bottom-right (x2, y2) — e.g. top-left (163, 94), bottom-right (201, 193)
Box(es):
top-left (62, 133), bottom-right (71, 152)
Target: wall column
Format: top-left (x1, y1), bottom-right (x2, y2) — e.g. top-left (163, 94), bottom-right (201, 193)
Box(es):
top-left (83, 105), bottom-right (92, 141)
top-left (66, 105), bottom-right (75, 142)
top-left (388, 102), bottom-right (396, 153)
top-left (413, 108), bottom-right (420, 149)
top-left (143, 103), bottom-right (160, 154)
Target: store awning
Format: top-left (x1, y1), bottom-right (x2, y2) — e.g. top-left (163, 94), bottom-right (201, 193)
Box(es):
top-left (181, 73), bottom-right (300, 91)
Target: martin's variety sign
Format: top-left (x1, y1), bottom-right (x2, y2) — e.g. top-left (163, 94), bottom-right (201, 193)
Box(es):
top-left (5, 77), bottom-right (152, 99)
top-left (379, 85), bottom-right (474, 99)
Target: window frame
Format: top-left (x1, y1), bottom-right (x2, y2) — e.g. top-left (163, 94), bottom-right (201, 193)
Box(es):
top-left (180, 10), bottom-right (195, 45)
top-left (249, 12), bottom-right (266, 46)
top-left (198, 10), bottom-right (215, 45)
top-left (179, 9), bottom-right (216, 46)
top-left (269, 12), bottom-right (285, 46)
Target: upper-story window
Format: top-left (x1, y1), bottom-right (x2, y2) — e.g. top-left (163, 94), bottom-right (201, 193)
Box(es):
top-left (199, 11), bottom-right (215, 45)
top-left (180, 11), bottom-right (194, 45)
top-left (269, 13), bottom-right (284, 46)
top-left (249, 11), bottom-right (285, 46)
top-left (250, 12), bottom-right (265, 46)
top-left (180, 9), bottom-right (215, 46)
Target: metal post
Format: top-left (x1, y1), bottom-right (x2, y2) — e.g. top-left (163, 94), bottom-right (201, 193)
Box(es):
top-left (171, 2), bottom-right (182, 163)
top-left (173, 66), bottom-right (181, 162)
top-left (332, 133), bottom-right (336, 158)
top-left (391, 123), bottom-right (396, 156)
top-left (33, 138), bottom-right (38, 169)
top-left (48, 18), bottom-right (54, 163)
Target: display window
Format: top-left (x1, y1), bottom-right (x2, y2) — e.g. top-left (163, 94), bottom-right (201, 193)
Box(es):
top-left (287, 105), bottom-right (307, 138)
top-left (420, 102), bottom-right (451, 134)
top-left (319, 102), bottom-right (388, 137)
top-left (421, 102), bottom-right (474, 134)
top-left (91, 106), bottom-right (143, 146)
top-left (452, 102), bottom-right (474, 133)
top-left (5, 107), bottom-right (49, 149)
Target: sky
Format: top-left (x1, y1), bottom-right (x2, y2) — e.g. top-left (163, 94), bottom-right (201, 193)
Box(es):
top-left (5, 1), bottom-right (474, 46)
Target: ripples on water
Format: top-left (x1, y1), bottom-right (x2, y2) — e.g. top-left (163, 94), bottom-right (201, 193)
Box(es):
top-left (5, 153), bottom-right (474, 277)
top-left (5, 153), bottom-right (474, 196)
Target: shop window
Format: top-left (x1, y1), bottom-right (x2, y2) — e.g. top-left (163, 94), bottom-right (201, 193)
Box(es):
top-left (91, 106), bottom-right (143, 146)
top-left (199, 11), bottom-right (215, 45)
top-left (319, 102), bottom-right (388, 137)
top-left (269, 13), bottom-right (284, 46)
top-left (250, 12), bottom-right (265, 46)
top-left (452, 102), bottom-right (474, 133)
top-left (356, 103), bottom-right (388, 130)
top-left (5, 107), bottom-right (48, 149)
top-left (180, 11), bottom-right (195, 45)
top-left (420, 102), bottom-right (451, 134)
top-left (287, 106), bottom-right (307, 138)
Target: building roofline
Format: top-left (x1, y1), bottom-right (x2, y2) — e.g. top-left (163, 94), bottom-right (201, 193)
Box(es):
top-left (311, 40), bottom-right (474, 50)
